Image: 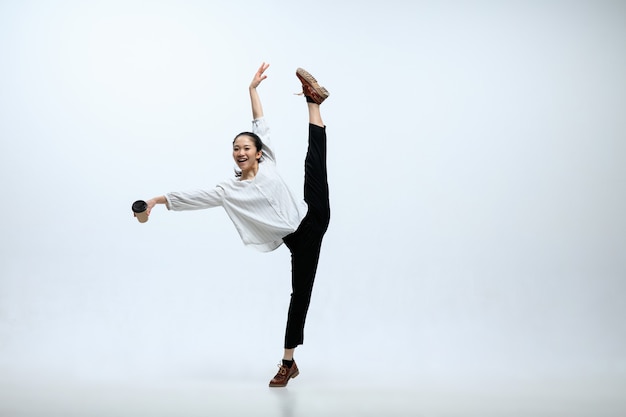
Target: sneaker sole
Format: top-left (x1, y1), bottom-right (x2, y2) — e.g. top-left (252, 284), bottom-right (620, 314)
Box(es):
top-left (296, 68), bottom-right (329, 104)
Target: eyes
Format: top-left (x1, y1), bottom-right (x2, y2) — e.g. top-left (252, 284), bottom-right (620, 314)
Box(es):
top-left (233, 146), bottom-right (253, 152)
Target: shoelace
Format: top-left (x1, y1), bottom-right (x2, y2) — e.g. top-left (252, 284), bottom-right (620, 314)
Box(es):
top-left (294, 86), bottom-right (313, 96)
top-left (275, 364), bottom-right (288, 377)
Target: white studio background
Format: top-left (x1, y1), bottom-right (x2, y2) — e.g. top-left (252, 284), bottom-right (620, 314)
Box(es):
top-left (1, 0), bottom-right (625, 392)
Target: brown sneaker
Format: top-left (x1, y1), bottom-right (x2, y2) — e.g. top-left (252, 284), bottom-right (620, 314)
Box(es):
top-left (268, 361), bottom-right (300, 387)
top-left (296, 68), bottom-right (329, 104)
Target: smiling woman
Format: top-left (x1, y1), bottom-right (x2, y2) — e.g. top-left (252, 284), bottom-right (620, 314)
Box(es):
top-left (233, 131), bottom-right (264, 180)
top-left (140, 62), bottom-right (331, 387)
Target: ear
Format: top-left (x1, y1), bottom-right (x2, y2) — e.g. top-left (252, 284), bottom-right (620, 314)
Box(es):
top-left (256, 150), bottom-right (263, 161)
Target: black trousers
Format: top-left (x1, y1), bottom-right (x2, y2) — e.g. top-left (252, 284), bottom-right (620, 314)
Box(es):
top-left (282, 124), bottom-right (330, 349)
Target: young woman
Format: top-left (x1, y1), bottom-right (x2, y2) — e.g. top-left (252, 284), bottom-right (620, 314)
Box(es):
top-left (142, 63), bottom-right (330, 387)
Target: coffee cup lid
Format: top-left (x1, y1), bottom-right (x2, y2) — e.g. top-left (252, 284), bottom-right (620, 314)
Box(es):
top-left (132, 200), bottom-right (148, 213)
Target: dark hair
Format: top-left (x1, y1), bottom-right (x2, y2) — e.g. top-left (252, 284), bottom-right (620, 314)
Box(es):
top-left (233, 132), bottom-right (264, 178)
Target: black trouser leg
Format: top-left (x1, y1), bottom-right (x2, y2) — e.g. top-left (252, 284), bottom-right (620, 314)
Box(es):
top-left (282, 124), bottom-right (330, 349)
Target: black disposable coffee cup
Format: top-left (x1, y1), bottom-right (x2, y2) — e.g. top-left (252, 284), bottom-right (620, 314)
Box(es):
top-left (132, 200), bottom-right (149, 223)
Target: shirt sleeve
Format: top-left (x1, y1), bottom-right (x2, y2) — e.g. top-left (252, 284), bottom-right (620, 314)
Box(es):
top-left (252, 117), bottom-right (276, 163)
top-left (165, 186), bottom-right (225, 211)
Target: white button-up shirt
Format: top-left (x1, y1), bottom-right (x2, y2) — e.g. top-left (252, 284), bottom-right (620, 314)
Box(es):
top-left (165, 118), bottom-right (308, 252)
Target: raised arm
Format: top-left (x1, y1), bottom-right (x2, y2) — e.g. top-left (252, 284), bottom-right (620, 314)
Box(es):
top-left (249, 62), bottom-right (269, 120)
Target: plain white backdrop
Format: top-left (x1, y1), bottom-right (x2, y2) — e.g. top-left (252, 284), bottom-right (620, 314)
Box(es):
top-left (1, 0), bottom-right (625, 415)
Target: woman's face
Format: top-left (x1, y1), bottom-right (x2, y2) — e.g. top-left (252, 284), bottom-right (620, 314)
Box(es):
top-left (233, 135), bottom-right (262, 173)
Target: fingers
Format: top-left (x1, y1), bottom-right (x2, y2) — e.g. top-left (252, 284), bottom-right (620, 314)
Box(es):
top-left (258, 62), bottom-right (270, 74)
top-left (257, 62), bottom-right (270, 80)
top-left (250, 62), bottom-right (270, 88)
top-left (145, 199), bottom-right (156, 216)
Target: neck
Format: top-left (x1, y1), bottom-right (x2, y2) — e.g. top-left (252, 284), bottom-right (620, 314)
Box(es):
top-left (240, 167), bottom-right (258, 180)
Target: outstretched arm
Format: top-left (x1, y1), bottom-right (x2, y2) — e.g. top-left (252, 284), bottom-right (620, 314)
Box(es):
top-left (146, 195), bottom-right (167, 215)
top-left (250, 62), bottom-right (269, 120)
